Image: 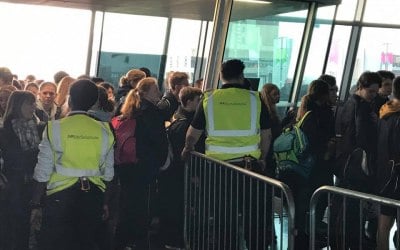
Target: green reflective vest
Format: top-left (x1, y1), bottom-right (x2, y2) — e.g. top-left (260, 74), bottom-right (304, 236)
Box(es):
top-left (46, 114), bottom-right (114, 195)
top-left (203, 87), bottom-right (261, 161)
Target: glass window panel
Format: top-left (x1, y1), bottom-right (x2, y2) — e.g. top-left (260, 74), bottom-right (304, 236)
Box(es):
top-left (0, 3), bottom-right (91, 81)
top-left (225, 0), bottom-right (309, 119)
top-left (353, 27), bottom-right (400, 89)
top-left (300, 6), bottom-right (336, 102)
top-left (325, 25), bottom-right (352, 95)
top-left (98, 13), bottom-right (168, 87)
top-left (101, 13), bottom-right (167, 54)
top-left (224, 1), bottom-right (308, 118)
top-left (191, 21), bottom-right (214, 84)
top-left (364, 0), bottom-right (400, 24)
top-left (336, 0), bottom-right (357, 21)
top-left (165, 18), bottom-right (202, 84)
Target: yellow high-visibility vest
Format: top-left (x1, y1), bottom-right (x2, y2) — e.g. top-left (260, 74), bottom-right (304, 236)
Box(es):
top-left (203, 88), bottom-right (261, 161)
top-left (46, 114), bottom-right (114, 195)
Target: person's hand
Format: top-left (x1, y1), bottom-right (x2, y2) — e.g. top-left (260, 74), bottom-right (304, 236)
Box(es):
top-left (102, 204), bottom-right (109, 221)
top-left (181, 147), bottom-right (192, 162)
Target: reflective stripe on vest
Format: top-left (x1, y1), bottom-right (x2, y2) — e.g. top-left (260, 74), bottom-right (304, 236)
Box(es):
top-left (51, 120), bottom-right (111, 177)
top-left (206, 91), bottom-right (258, 137)
top-left (206, 144), bottom-right (259, 154)
top-left (47, 178), bottom-right (73, 190)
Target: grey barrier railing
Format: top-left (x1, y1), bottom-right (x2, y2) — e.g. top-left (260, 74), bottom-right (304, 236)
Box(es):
top-left (310, 185), bottom-right (400, 250)
top-left (184, 152), bottom-right (296, 250)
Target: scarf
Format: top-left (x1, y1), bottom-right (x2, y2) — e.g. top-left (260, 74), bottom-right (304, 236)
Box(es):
top-left (11, 118), bottom-right (40, 151)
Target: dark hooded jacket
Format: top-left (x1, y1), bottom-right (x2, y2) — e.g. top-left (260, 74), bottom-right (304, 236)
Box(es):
top-left (301, 100), bottom-right (335, 188)
top-left (116, 84), bottom-right (132, 104)
top-left (336, 94), bottom-right (378, 177)
top-left (376, 100), bottom-right (400, 193)
top-left (135, 99), bottom-right (168, 182)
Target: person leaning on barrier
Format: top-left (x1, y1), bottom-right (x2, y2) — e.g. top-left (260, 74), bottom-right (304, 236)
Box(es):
top-left (30, 79), bottom-right (115, 250)
top-left (376, 76), bottom-right (400, 250)
top-left (158, 86), bottom-right (203, 249)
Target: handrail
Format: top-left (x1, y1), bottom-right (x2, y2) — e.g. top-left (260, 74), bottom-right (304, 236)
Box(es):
top-left (185, 151), bottom-right (296, 250)
top-left (312, 185), bottom-right (400, 207)
top-left (190, 152), bottom-right (296, 219)
top-left (310, 185), bottom-right (400, 250)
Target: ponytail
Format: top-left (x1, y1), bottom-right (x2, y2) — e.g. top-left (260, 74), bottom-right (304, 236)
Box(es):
top-left (120, 89), bottom-right (141, 119)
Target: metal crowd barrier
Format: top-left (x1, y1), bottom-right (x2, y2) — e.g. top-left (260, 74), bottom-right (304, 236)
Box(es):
top-left (310, 185), bottom-right (400, 250)
top-left (184, 152), bottom-right (296, 250)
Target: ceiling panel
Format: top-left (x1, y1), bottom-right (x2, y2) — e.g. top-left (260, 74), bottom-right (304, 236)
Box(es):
top-left (0, 0), bottom-right (337, 21)
top-left (0, 0), bottom-right (216, 20)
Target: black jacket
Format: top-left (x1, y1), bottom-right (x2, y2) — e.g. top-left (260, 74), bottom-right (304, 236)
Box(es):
top-left (168, 106), bottom-right (205, 164)
top-left (35, 106), bottom-right (61, 122)
top-left (338, 94), bottom-right (378, 164)
top-left (373, 94), bottom-right (389, 115)
top-left (301, 101), bottom-right (335, 186)
top-left (376, 101), bottom-right (400, 193)
top-left (135, 99), bottom-right (168, 182)
top-left (1, 119), bottom-right (41, 177)
top-left (157, 90), bottom-right (179, 121)
top-left (302, 101), bottom-right (335, 160)
top-left (116, 85), bottom-right (132, 103)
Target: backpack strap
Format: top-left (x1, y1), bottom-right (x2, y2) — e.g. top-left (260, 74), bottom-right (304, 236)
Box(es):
top-left (296, 111), bottom-right (312, 128)
top-left (166, 117), bottom-right (187, 135)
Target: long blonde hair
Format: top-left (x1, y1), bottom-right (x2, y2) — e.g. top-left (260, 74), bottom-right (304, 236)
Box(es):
top-left (120, 77), bottom-right (158, 119)
top-left (260, 83), bottom-right (280, 123)
top-left (55, 76), bottom-right (75, 106)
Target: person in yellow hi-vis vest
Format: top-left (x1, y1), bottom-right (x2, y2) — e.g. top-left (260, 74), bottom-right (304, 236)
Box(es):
top-left (182, 59), bottom-right (271, 170)
top-left (30, 79), bottom-right (115, 250)
top-left (182, 59), bottom-right (273, 250)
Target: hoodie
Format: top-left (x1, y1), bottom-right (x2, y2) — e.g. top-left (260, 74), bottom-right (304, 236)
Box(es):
top-left (376, 99), bottom-right (400, 192)
top-left (379, 99), bottom-right (400, 119)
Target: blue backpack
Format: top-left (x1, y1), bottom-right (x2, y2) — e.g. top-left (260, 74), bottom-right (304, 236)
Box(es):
top-left (273, 111), bottom-right (314, 179)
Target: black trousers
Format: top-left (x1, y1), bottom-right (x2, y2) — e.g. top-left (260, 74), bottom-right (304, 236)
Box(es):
top-left (39, 183), bottom-right (104, 250)
top-left (114, 166), bottom-right (150, 249)
top-left (158, 164), bottom-right (185, 248)
top-left (3, 172), bottom-right (32, 250)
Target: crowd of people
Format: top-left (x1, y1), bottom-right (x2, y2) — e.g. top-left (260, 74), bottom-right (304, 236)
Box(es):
top-left (0, 60), bottom-right (399, 250)
top-left (0, 66), bottom-right (204, 250)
